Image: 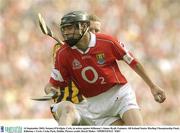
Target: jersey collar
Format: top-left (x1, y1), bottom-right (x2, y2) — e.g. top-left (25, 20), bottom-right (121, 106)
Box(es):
top-left (88, 32), bottom-right (96, 48)
top-left (71, 32), bottom-right (96, 54)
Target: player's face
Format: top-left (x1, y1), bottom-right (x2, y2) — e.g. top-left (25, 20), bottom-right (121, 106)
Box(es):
top-left (89, 21), bottom-right (101, 33)
top-left (60, 22), bottom-right (89, 47)
top-left (61, 24), bottom-right (81, 40)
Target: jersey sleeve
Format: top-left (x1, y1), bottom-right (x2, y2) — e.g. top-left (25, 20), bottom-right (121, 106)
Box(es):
top-left (111, 39), bottom-right (138, 69)
top-left (49, 50), bottom-right (70, 88)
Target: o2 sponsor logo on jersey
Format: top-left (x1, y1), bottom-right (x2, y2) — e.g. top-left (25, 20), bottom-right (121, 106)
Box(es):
top-left (72, 59), bottom-right (82, 70)
top-left (81, 66), bottom-right (106, 84)
top-left (96, 53), bottom-right (105, 64)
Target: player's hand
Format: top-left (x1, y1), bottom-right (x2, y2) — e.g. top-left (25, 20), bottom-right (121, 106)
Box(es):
top-left (44, 83), bottom-right (59, 98)
top-left (50, 87), bottom-right (59, 99)
top-left (150, 85), bottom-right (166, 103)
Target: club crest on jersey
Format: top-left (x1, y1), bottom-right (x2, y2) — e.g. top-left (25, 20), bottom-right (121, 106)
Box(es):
top-left (96, 53), bottom-right (105, 64)
top-left (72, 59), bottom-right (82, 69)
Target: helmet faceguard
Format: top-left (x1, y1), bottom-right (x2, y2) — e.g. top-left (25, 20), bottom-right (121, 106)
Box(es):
top-left (60, 11), bottom-right (90, 47)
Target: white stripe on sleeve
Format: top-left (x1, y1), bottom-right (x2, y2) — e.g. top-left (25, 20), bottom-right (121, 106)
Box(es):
top-left (50, 68), bottom-right (64, 82)
top-left (123, 53), bottom-right (134, 64)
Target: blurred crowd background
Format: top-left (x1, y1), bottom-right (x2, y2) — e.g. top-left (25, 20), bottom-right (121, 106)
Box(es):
top-left (0, 0), bottom-right (180, 125)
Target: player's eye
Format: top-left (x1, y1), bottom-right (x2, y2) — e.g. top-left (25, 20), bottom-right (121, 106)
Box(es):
top-left (61, 25), bottom-right (74, 32)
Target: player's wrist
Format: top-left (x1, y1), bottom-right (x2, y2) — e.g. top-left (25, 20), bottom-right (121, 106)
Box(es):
top-left (44, 82), bottom-right (58, 94)
top-left (49, 89), bottom-right (58, 98)
top-left (44, 87), bottom-right (58, 99)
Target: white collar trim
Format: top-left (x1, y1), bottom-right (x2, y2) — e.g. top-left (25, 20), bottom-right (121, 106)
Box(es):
top-left (71, 32), bottom-right (96, 54)
top-left (89, 32), bottom-right (96, 48)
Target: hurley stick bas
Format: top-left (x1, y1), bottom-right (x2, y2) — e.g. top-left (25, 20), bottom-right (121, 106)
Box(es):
top-left (31, 91), bottom-right (58, 101)
top-left (38, 13), bottom-right (64, 45)
top-left (32, 13), bottom-right (72, 101)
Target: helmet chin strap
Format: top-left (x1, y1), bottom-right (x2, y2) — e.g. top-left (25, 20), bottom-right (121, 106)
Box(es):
top-left (65, 23), bottom-right (89, 47)
top-left (65, 38), bottom-right (80, 47)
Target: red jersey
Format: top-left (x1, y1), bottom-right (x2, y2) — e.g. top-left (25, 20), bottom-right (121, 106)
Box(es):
top-left (49, 33), bottom-right (138, 97)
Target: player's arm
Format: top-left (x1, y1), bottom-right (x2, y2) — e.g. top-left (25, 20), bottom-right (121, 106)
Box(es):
top-left (112, 40), bottom-right (166, 103)
top-left (44, 82), bottom-right (59, 95)
top-left (45, 68), bottom-right (69, 95)
top-left (131, 62), bottom-right (166, 103)
top-left (46, 50), bottom-right (70, 94)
